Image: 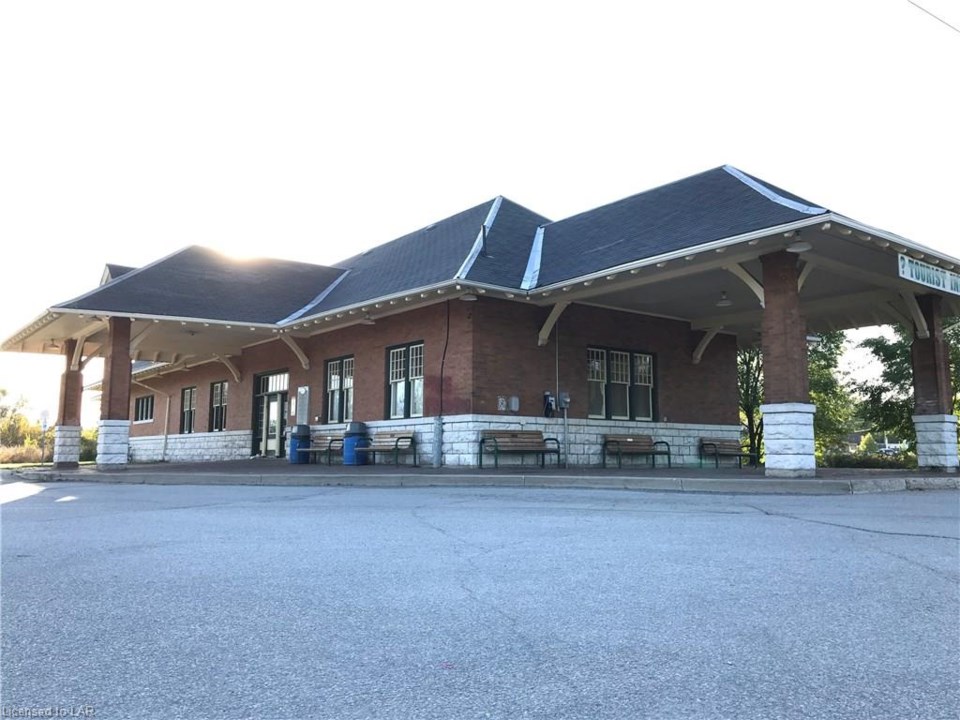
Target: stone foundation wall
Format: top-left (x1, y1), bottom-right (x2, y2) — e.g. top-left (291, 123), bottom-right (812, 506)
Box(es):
top-left (312, 415), bottom-right (739, 468)
top-left (97, 420), bottom-right (130, 470)
top-left (129, 430), bottom-right (253, 463)
top-left (133, 416), bottom-right (741, 468)
top-left (760, 403), bottom-right (816, 478)
top-left (440, 415), bottom-right (740, 467)
top-left (913, 414), bottom-right (959, 471)
top-left (53, 425), bottom-right (81, 467)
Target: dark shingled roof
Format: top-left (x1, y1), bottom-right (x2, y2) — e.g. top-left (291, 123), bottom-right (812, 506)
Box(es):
top-left (306, 200), bottom-right (495, 314)
top-left (465, 199), bottom-right (552, 287)
top-left (533, 166), bottom-right (829, 287)
top-left (55, 246), bottom-right (345, 324)
top-left (43, 167), bottom-right (835, 327)
top-left (105, 264), bottom-right (135, 279)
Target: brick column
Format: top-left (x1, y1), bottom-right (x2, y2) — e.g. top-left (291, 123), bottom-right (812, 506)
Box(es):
top-left (911, 295), bottom-right (958, 472)
top-left (759, 251), bottom-right (816, 478)
top-left (53, 339), bottom-right (83, 469)
top-left (97, 317), bottom-right (132, 470)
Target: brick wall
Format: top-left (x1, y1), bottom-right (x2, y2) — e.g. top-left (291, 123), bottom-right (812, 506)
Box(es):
top-left (129, 360), bottom-right (250, 438)
top-left (126, 297), bottom-right (740, 458)
top-left (472, 299), bottom-right (739, 425)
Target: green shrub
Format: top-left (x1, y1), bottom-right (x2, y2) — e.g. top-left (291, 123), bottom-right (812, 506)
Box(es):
top-left (820, 452), bottom-right (917, 469)
top-left (80, 428), bottom-right (98, 462)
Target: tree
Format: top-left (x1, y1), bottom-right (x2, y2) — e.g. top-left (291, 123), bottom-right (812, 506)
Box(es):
top-left (0, 389), bottom-right (30, 447)
top-left (808, 331), bottom-right (855, 455)
top-left (855, 320), bottom-right (960, 447)
top-left (738, 330), bottom-right (855, 461)
top-left (738, 346), bottom-right (763, 460)
top-left (858, 432), bottom-right (878, 454)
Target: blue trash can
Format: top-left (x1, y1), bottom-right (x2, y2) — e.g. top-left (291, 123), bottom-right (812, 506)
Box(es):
top-left (343, 422), bottom-right (368, 466)
top-left (288, 425), bottom-right (311, 464)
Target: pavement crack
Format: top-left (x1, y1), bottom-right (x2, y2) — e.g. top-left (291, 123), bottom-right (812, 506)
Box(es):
top-left (745, 503), bottom-right (959, 541)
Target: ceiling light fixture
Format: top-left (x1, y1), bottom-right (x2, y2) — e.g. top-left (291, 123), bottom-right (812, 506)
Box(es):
top-left (715, 291), bottom-right (733, 308)
top-left (786, 231), bottom-right (812, 253)
top-left (459, 293), bottom-right (478, 302)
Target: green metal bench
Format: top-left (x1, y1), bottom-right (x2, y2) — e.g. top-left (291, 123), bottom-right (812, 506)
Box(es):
top-left (602, 434), bottom-right (671, 468)
top-left (699, 438), bottom-right (758, 468)
top-left (478, 430), bottom-right (560, 468)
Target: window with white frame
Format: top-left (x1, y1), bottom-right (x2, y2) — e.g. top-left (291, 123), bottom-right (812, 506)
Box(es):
top-left (134, 395), bottom-right (154, 423)
top-left (409, 344), bottom-right (424, 418)
top-left (180, 387), bottom-right (197, 434)
top-left (587, 348), bottom-right (655, 421)
top-left (631, 353), bottom-right (654, 421)
top-left (326, 356), bottom-right (354, 423)
top-left (388, 342), bottom-right (424, 419)
top-left (587, 348), bottom-right (607, 418)
top-left (343, 357), bottom-right (354, 422)
top-left (609, 351), bottom-right (631, 419)
top-left (210, 381), bottom-right (227, 432)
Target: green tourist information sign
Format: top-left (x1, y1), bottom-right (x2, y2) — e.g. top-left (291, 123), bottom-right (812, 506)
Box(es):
top-left (899, 253), bottom-right (960, 296)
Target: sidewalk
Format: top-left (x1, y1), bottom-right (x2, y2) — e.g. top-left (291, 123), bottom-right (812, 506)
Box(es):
top-left (4, 458), bottom-right (958, 494)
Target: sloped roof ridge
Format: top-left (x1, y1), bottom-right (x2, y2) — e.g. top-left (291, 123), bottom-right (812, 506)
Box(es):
top-left (329, 197), bottom-right (499, 270)
top-left (722, 165), bottom-right (827, 215)
top-left (53, 245), bottom-right (202, 310)
top-left (540, 166), bottom-right (732, 229)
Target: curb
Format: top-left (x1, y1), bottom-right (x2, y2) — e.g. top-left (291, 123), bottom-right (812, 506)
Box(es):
top-left (6, 468), bottom-right (957, 494)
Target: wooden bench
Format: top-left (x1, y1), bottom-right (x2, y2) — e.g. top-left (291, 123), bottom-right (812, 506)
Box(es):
top-left (602, 434), bottom-right (671, 469)
top-left (478, 430), bottom-right (561, 468)
top-left (296, 434), bottom-right (344, 465)
top-left (699, 438), bottom-right (758, 468)
top-left (354, 431), bottom-right (418, 466)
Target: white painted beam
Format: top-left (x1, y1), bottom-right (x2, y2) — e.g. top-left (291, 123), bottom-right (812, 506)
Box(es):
top-left (900, 291), bottom-right (930, 339)
top-left (214, 354), bottom-right (242, 383)
top-left (692, 328), bottom-right (722, 365)
top-left (724, 264), bottom-right (765, 307)
top-left (281, 334), bottom-right (310, 370)
top-left (537, 302), bottom-right (570, 347)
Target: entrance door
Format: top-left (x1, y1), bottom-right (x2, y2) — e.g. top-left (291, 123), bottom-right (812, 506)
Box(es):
top-left (252, 371), bottom-right (290, 457)
top-left (262, 395), bottom-right (282, 457)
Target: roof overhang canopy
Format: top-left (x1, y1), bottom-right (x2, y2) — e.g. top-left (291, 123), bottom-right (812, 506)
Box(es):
top-left (516, 213), bottom-right (960, 345)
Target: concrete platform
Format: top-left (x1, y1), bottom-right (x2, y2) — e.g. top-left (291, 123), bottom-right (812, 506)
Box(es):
top-left (5, 459), bottom-right (958, 494)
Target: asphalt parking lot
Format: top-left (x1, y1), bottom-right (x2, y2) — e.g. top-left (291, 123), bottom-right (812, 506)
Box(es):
top-left (2, 482), bottom-right (958, 719)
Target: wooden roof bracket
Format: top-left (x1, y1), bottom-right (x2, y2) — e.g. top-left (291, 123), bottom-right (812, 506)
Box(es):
top-left (214, 354), bottom-right (242, 383)
top-left (724, 264), bottom-right (765, 307)
top-left (537, 301), bottom-right (570, 347)
top-left (797, 262), bottom-right (815, 292)
top-left (900, 291), bottom-right (930, 340)
top-left (69, 317), bottom-right (108, 370)
top-left (693, 327), bottom-right (722, 365)
top-left (281, 333), bottom-right (310, 370)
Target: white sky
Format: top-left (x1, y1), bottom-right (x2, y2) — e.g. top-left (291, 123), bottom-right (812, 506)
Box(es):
top-left (1, 0), bottom-right (958, 426)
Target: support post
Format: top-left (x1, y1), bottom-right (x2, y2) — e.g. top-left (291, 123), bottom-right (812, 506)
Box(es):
top-left (910, 295), bottom-right (958, 472)
top-left (760, 251), bottom-right (816, 478)
top-left (97, 317), bottom-right (132, 470)
top-left (53, 339), bottom-right (83, 468)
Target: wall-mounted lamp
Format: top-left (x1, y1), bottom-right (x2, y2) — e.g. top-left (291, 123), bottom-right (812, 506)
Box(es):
top-left (459, 293), bottom-right (478, 302)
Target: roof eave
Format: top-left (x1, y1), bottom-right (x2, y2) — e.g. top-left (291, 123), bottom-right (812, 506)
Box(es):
top-left (530, 216), bottom-right (826, 295)
top-left (827, 213), bottom-right (960, 268)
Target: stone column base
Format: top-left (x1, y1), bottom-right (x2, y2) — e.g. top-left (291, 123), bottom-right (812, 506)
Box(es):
top-left (53, 425), bottom-right (82, 468)
top-left (97, 419), bottom-right (130, 470)
top-left (761, 402), bottom-right (816, 478)
top-left (913, 414), bottom-right (958, 472)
